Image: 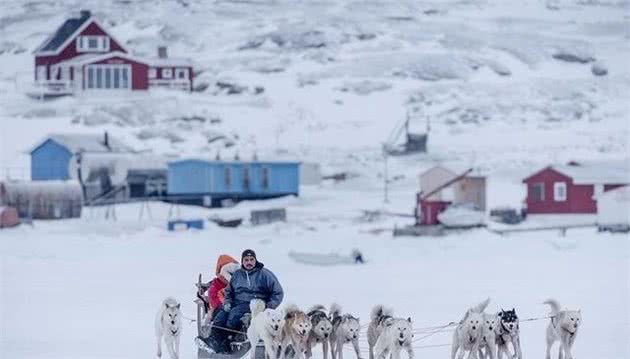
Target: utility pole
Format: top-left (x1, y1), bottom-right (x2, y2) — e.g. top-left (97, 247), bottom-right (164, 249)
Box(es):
top-left (383, 145), bottom-right (390, 205)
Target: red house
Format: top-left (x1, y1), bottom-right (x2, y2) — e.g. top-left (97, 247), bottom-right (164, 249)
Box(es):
top-left (523, 161), bottom-right (629, 214)
top-left (33, 10), bottom-right (193, 96)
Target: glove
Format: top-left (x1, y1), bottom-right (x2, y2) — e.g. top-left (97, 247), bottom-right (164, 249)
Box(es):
top-left (223, 303), bottom-right (231, 312)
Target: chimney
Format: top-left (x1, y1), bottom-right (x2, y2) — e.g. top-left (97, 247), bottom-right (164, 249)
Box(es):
top-left (103, 131), bottom-right (110, 150)
top-left (234, 152), bottom-right (240, 161)
top-left (80, 10), bottom-right (91, 19)
top-left (158, 46), bottom-right (168, 59)
top-left (215, 151), bottom-right (221, 161)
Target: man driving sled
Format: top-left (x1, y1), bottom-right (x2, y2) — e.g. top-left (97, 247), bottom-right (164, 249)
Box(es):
top-left (197, 249), bottom-right (284, 354)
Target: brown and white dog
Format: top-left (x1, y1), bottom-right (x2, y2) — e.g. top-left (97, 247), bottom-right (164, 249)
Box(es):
top-left (280, 304), bottom-right (313, 359)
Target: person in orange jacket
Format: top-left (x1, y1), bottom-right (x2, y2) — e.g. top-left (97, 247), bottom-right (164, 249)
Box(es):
top-left (206, 255), bottom-right (239, 318)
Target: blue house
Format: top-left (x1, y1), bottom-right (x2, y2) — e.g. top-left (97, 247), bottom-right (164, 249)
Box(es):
top-left (30, 133), bottom-right (134, 181)
top-left (167, 159), bottom-right (300, 207)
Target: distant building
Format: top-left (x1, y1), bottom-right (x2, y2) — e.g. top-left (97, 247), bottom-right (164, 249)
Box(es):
top-left (596, 185), bottom-right (630, 232)
top-left (33, 10), bottom-right (193, 96)
top-left (30, 133), bottom-right (134, 181)
top-left (416, 165), bottom-right (486, 225)
top-left (522, 161), bottom-right (629, 214)
top-left (29, 133), bottom-right (169, 203)
top-left (167, 159), bottom-right (300, 207)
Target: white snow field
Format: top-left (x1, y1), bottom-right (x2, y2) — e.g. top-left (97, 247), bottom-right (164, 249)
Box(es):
top-left (1, 191), bottom-right (629, 359)
top-left (1, 0), bottom-right (629, 358)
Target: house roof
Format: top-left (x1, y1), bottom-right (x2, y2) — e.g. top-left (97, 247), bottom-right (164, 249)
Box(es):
top-left (58, 52), bottom-right (193, 68)
top-left (525, 161), bottom-right (630, 185)
top-left (62, 51), bottom-right (148, 66)
top-left (31, 134), bottom-right (135, 154)
top-left (35, 11), bottom-right (92, 53)
top-left (169, 158), bottom-right (300, 166)
top-left (149, 57), bottom-right (194, 67)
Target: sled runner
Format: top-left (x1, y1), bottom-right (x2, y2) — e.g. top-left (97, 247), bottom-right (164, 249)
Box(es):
top-left (195, 273), bottom-right (267, 359)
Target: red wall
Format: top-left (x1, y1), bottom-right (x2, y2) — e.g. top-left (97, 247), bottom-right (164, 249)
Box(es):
top-left (417, 199), bottom-right (451, 225)
top-left (35, 21), bottom-right (126, 80)
top-left (153, 66), bottom-right (194, 91)
top-left (523, 168), bottom-right (624, 214)
top-left (88, 56), bottom-right (149, 90)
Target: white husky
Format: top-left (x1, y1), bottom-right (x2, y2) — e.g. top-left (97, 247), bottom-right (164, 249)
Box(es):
top-left (248, 299), bottom-right (286, 359)
top-left (373, 316), bottom-right (414, 359)
top-left (367, 305), bottom-right (394, 359)
top-left (477, 312), bottom-right (500, 359)
top-left (155, 297), bottom-right (182, 359)
top-left (544, 299), bottom-right (581, 359)
top-left (451, 298), bottom-right (491, 359)
top-left (329, 303), bottom-right (362, 359)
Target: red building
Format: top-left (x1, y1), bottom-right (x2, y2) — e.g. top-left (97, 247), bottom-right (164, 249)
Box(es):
top-left (33, 10), bottom-right (193, 95)
top-left (523, 161), bottom-right (629, 214)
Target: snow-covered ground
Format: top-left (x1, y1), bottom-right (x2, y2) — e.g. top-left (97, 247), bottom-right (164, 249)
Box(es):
top-left (1, 191), bottom-right (629, 359)
top-left (1, 0), bottom-right (629, 358)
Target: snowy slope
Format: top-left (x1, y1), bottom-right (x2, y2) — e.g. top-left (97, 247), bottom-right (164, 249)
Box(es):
top-left (1, 195), bottom-right (629, 359)
top-left (0, 1), bottom-right (629, 358)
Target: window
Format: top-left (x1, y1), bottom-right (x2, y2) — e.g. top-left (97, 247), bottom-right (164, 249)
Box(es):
top-left (104, 68), bottom-right (111, 88)
top-left (553, 182), bottom-right (567, 202)
top-left (162, 68), bottom-right (173, 79)
top-left (87, 67), bottom-right (95, 88)
top-left (86, 65), bottom-right (131, 90)
top-left (76, 36), bottom-right (110, 52)
top-left (261, 167), bottom-right (269, 189)
top-left (224, 167), bottom-right (231, 189)
top-left (50, 65), bottom-right (60, 80)
top-left (243, 167), bottom-right (250, 190)
top-left (121, 68), bottom-right (129, 88)
top-left (113, 68), bottom-right (120, 88)
top-left (176, 68), bottom-right (187, 79)
top-left (96, 68), bottom-right (103, 88)
top-left (531, 183), bottom-right (545, 201)
top-left (148, 68), bottom-right (157, 79)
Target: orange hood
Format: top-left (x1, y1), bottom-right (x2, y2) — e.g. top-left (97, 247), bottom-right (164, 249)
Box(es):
top-left (215, 254), bottom-right (238, 276)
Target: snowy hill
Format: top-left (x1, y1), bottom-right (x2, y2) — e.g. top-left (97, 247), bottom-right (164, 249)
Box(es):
top-left (1, 0), bottom-right (628, 178)
top-left (0, 1), bottom-right (629, 359)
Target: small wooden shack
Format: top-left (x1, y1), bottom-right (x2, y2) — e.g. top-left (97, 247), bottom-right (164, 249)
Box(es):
top-left (0, 181), bottom-right (82, 219)
top-left (416, 165), bottom-right (486, 225)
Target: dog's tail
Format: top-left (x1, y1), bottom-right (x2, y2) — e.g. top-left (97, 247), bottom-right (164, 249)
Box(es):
top-left (250, 299), bottom-right (266, 317)
top-left (330, 303), bottom-right (342, 320)
top-left (370, 305), bottom-right (393, 323)
top-left (285, 304), bottom-right (301, 319)
top-left (307, 304), bottom-right (326, 316)
top-left (471, 298), bottom-right (491, 313)
top-left (543, 299), bottom-right (561, 315)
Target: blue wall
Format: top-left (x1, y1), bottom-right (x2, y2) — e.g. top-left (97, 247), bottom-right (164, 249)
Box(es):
top-left (31, 139), bottom-right (72, 180)
top-left (168, 160), bottom-right (300, 198)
